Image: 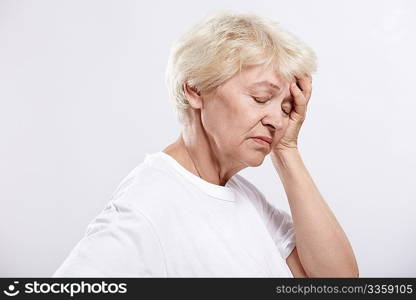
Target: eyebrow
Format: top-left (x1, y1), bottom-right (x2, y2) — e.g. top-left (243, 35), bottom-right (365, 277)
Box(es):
top-left (248, 81), bottom-right (293, 102)
top-left (248, 81), bottom-right (281, 91)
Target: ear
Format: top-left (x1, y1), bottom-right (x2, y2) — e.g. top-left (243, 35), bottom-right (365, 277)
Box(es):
top-left (183, 82), bottom-right (203, 110)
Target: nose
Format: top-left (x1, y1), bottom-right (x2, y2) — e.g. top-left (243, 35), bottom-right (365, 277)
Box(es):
top-left (261, 101), bottom-right (285, 132)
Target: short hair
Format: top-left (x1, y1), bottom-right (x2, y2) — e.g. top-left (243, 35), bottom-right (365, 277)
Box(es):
top-left (164, 10), bottom-right (317, 125)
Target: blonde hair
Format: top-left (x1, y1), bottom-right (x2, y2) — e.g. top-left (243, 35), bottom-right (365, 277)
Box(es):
top-left (164, 10), bottom-right (317, 124)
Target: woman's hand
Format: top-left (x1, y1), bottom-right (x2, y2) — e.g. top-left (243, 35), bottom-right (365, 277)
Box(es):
top-left (273, 74), bottom-right (312, 153)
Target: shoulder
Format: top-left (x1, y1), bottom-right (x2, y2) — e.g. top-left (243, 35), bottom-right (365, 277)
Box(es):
top-left (232, 174), bottom-right (266, 201)
top-left (232, 174), bottom-right (291, 223)
top-left (109, 159), bottom-right (183, 217)
top-left (231, 174), bottom-right (269, 216)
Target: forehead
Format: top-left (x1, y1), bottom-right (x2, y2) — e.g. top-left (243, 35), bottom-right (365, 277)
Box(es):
top-left (237, 65), bottom-right (290, 91)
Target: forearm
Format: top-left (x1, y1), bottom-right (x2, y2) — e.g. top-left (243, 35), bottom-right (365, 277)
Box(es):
top-left (270, 149), bottom-right (359, 277)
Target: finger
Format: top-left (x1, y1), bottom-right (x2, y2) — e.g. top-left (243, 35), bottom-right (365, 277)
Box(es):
top-left (295, 75), bottom-right (312, 102)
top-left (290, 82), bottom-right (307, 118)
top-left (291, 81), bottom-right (306, 104)
top-left (294, 75), bottom-right (309, 89)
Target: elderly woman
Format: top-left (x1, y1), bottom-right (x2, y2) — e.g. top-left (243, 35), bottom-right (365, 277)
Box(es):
top-left (53, 11), bottom-right (358, 277)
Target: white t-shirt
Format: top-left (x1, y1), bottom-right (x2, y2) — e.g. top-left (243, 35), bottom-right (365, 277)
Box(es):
top-left (53, 151), bottom-right (296, 277)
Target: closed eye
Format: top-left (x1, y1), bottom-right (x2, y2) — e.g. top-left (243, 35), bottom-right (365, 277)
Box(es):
top-left (252, 96), bottom-right (268, 104)
top-left (252, 97), bottom-right (292, 115)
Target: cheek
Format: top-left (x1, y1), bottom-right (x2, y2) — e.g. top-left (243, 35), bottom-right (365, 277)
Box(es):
top-left (216, 95), bottom-right (251, 127)
top-left (236, 98), bottom-right (259, 121)
top-left (203, 92), bottom-right (260, 145)
top-left (221, 104), bottom-right (254, 145)
top-left (201, 96), bottom-right (244, 140)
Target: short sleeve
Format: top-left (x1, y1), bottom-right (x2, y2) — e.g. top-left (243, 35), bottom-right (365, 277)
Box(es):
top-left (235, 175), bottom-right (296, 260)
top-left (261, 197), bottom-right (296, 260)
top-left (52, 201), bottom-right (167, 277)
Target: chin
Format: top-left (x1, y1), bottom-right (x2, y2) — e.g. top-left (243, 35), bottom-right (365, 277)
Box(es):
top-left (244, 152), bottom-right (267, 167)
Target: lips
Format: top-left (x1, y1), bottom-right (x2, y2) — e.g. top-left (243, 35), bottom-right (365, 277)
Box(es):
top-left (252, 136), bottom-right (272, 144)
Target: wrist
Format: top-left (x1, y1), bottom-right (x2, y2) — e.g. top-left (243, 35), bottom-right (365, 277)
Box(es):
top-left (271, 147), bottom-right (300, 158)
top-left (270, 148), bottom-right (302, 171)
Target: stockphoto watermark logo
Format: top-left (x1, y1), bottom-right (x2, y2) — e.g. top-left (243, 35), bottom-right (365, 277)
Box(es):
top-left (3, 281), bottom-right (20, 297)
top-left (2, 280), bottom-right (127, 297)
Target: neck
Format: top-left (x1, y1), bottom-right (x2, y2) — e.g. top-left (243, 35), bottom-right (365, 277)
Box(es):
top-left (162, 110), bottom-right (246, 186)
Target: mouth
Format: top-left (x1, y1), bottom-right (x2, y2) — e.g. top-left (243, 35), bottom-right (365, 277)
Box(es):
top-left (251, 137), bottom-right (271, 147)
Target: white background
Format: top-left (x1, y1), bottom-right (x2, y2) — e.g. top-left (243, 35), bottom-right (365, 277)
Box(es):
top-left (1, 0), bottom-right (415, 277)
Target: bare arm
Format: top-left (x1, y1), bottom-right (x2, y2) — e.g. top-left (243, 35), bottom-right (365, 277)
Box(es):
top-left (286, 246), bottom-right (308, 277)
top-left (271, 149), bottom-right (359, 277)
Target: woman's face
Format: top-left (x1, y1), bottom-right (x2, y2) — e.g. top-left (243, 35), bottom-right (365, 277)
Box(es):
top-left (200, 64), bottom-right (293, 167)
